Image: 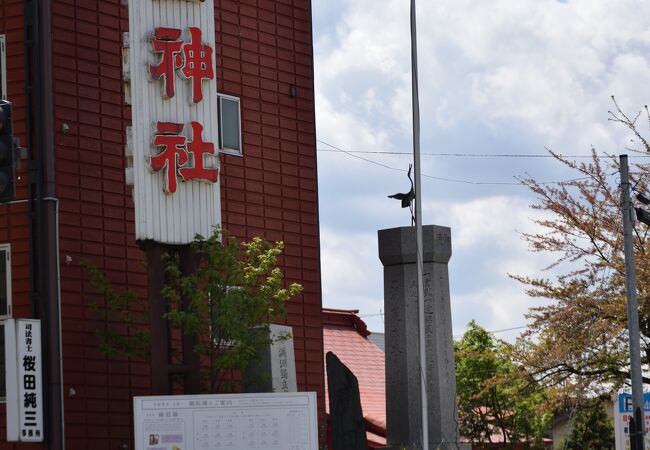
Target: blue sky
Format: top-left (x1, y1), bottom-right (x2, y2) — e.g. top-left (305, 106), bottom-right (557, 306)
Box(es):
top-left (311, 0), bottom-right (650, 339)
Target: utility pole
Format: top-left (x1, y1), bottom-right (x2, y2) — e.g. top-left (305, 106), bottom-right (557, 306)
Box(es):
top-left (620, 154), bottom-right (645, 450)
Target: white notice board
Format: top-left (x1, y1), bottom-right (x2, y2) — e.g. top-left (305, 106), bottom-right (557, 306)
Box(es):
top-left (133, 392), bottom-right (318, 450)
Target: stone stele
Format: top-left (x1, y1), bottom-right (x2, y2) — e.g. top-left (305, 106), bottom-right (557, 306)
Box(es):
top-left (378, 225), bottom-right (465, 450)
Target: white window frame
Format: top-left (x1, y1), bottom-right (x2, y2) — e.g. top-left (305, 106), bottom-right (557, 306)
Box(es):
top-left (0, 35), bottom-right (6, 100)
top-left (0, 244), bottom-right (11, 319)
top-left (217, 93), bottom-right (242, 156)
top-left (0, 243), bottom-right (11, 402)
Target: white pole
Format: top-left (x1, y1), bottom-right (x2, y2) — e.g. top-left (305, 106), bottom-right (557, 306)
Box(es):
top-left (410, 0), bottom-right (429, 449)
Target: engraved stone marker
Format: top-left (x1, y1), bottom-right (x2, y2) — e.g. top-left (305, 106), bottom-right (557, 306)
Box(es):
top-left (243, 324), bottom-right (297, 393)
top-left (326, 351), bottom-right (368, 450)
top-left (378, 225), bottom-right (460, 450)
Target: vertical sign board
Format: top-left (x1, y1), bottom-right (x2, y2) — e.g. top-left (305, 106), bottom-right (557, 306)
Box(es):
top-left (133, 392), bottom-right (318, 450)
top-left (5, 319), bottom-right (44, 442)
top-left (614, 392), bottom-right (650, 450)
top-left (128, 0), bottom-right (221, 244)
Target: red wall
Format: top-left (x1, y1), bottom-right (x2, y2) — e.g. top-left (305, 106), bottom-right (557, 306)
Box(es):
top-left (216, 0), bottom-right (324, 397)
top-left (0, 0), bottom-right (325, 447)
top-left (215, 0), bottom-right (325, 433)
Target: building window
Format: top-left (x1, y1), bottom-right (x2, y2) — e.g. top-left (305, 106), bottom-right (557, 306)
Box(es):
top-left (0, 245), bottom-right (11, 318)
top-left (0, 35), bottom-right (6, 100)
top-left (217, 93), bottom-right (241, 156)
top-left (0, 244), bottom-right (11, 400)
top-left (0, 322), bottom-right (4, 399)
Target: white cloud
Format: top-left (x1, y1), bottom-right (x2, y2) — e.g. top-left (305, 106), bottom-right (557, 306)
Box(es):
top-left (314, 1), bottom-right (650, 190)
top-left (315, 93), bottom-right (390, 151)
top-left (316, 0), bottom-right (650, 152)
top-left (319, 228), bottom-right (386, 331)
top-left (319, 229), bottom-right (379, 295)
top-left (313, 0), bottom-right (650, 338)
top-left (320, 195), bottom-right (558, 337)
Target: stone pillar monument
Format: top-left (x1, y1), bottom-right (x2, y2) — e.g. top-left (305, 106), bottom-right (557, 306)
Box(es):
top-left (378, 225), bottom-right (459, 450)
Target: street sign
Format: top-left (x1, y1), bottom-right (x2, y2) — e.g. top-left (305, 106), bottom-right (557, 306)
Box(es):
top-left (615, 392), bottom-right (650, 450)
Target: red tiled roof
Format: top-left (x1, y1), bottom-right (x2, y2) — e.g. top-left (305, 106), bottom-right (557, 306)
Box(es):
top-left (323, 308), bottom-right (386, 447)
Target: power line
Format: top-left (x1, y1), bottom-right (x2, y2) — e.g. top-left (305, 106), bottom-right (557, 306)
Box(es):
top-left (451, 325), bottom-right (528, 339)
top-left (316, 140), bottom-right (650, 159)
top-left (360, 311), bottom-right (528, 336)
top-left (317, 141), bottom-right (650, 159)
top-left (315, 149), bottom-right (567, 158)
top-left (487, 325), bottom-right (529, 334)
top-left (317, 148), bottom-right (650, 158)
top-left (318, 139), bottom-right (593, 186)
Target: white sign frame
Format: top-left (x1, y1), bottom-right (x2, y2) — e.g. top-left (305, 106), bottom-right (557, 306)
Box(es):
top-left (128, 0), bottom-right (221, 244)
top-left (5, 319), bottom-right (44, 442)
top-left (133, 392), bottom-right (319, 450)
top-left (0, 35), bottom-right (7, 100)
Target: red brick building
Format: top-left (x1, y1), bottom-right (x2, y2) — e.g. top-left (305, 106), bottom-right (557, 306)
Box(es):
top-left (0, 0), bottom-right (324, 448)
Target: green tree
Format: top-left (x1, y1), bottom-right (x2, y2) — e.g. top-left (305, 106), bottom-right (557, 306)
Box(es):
top-left (455, 321), bottom-right (553, 447)
top-left (162, 229), bottom-right (303, 392)
top-left (82, 259), bottom-right (150, 359)
top-left (84, 228), bottom-right (302, 393)
top-left (511, 99), bottom-right (650, 395)
top-left (562, 399), bottom-right (615, 450)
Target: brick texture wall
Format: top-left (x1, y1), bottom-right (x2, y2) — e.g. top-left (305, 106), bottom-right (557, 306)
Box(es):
top-left (0, 0), bottom-right (324, 447)
top-left (51, 1), bottom-right (149, 448)
top-left (216, 0), bottom-right (324, 408)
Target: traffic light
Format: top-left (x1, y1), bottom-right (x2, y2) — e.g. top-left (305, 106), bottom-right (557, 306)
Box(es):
top-left (0, 100), bottom-right (15, 203)
top-left (636, 207), bottom-right (650, 226)
top-left (636, 192), bottom-right (650, 226)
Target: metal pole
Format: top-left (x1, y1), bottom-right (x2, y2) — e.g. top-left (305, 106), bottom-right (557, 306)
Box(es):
top-left (620, 154), bottom-right (645, 450)
top-left (410, 0), bottom-right (429, 449)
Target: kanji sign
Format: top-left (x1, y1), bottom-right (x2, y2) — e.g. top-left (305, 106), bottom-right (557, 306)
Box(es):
top-left (179, 122), bottom-right (219, 183)
top-left (5, 319), bottom-right (44, 442)
top-left (128, 0), bottom-right (221, 244)
top-left (149, 122), bottom-right (189, 194)
top-left (149, 27), bottom-right (214, 103)
top-left (149, 121), bottom-right (219, 193)
top-left (149, 27), bottom-right (184, 99)
top-left (179, 27), bottom-right (214, 103)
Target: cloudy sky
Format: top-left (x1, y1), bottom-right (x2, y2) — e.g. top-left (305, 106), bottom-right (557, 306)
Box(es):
top-left (311, 0), bottom-right (650, 339)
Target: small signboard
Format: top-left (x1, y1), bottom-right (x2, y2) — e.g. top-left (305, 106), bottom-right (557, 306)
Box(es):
top-left (614, 392), bottom-right (650, 450)
top-left (133, 392), bottom-right (318, 450)
top-left (269, 324), bottom-right (297, 393)
top-left (5, 319), bottom-right (44, 442)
